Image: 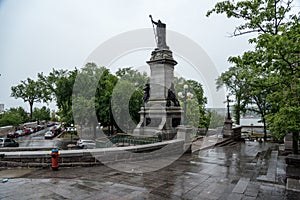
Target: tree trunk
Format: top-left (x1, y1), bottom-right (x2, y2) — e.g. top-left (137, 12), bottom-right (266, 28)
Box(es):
top-left (234, 103), bottom-right (241, 125)
top-left (29, 101), bottom-right (33, 120)
top-left (292, 131), bottom-right (299, 154)
top-left (262, 117), bottom-right (267, 141)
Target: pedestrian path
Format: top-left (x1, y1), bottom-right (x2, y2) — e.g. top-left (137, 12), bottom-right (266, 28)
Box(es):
top-left (1, 141), bottom-right (300, 199)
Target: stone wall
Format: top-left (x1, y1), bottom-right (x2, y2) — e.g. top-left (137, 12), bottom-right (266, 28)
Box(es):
top-left (0, 139), bottom-right (185, 168)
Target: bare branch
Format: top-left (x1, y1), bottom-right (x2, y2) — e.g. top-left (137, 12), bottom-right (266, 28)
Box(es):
top-left (232, 29), bottom-right (261, 37)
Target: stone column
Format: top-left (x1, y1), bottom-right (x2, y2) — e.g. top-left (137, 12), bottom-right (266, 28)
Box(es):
top-left (176, 125), bottom-right (193, 154)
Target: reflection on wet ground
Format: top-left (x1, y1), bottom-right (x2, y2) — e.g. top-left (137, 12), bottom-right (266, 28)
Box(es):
top-left (1, 141), bottom-right (299, 199)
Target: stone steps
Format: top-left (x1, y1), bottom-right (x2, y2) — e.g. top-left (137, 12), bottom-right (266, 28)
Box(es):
top-left (256, 151), bottom-right (278, 183)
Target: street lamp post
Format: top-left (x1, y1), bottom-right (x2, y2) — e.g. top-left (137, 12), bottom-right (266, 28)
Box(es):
top-left (226, 95), bottom-right (231, 120)
top-left (70, 123), bottom-right (73, 142)
top-left (223, 94), bottom-right (234, 138)
top-left (178, 84), bottom-right (193, 125)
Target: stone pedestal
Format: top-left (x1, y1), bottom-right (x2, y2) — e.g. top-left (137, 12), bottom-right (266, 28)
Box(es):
top-left (134, 106), bottom-right (182, 140)
top-left (133, 48), bottom-right (182, 140)
top-left (176, 125), bottom-right (193, 154)
top-left (223, 118), bottom-right (233, 138)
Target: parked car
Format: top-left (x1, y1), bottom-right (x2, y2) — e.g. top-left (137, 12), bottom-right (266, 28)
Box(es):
top-left (44, 131), bottom-right (54, 139)
top-left (36, 125), bottom-right (44, 131)
top-left (24, 128), bottom-right (32, 135)
top-left (7, 131), bottom-right (17, 138)
top-left (51, 125), bottom-right (62, 136)
top-left (15, 130), bottom-right (25, 137)
top-left (76, 139), bottom-right (96, 149)
top-left (47, 122), bottom-right (55, 127)
top-left (31, 127), bottom-right (37, 132)
top-left (0, 138), bottom-right (19, 147)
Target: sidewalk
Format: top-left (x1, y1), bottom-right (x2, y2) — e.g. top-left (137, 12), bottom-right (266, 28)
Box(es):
top-left (1, 141), bottom-right (299, 199)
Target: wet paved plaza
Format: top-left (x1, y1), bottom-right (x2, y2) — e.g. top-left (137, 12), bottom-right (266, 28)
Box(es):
top-left (1, 141), bottom-right (300, 199)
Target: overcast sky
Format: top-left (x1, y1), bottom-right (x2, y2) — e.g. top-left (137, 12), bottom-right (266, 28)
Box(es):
top-left (0, 0), bottom-right (299, 111)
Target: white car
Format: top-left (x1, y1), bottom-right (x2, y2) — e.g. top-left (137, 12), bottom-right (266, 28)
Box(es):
top-left (15, 130), bottom-right (25, 137)
top-left (76, 139), bottom-right (96, 149)
top-left (44, 131), bottom-right (54, 139)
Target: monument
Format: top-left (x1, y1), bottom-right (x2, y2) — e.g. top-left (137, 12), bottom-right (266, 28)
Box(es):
top-left (133, 16), bottom-right (183, 140)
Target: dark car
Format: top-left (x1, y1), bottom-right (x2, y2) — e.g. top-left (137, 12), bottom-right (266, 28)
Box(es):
top-left (36, 125), bottom-right (44, 131)
top-left (0, 138), bottom-right (19, 147)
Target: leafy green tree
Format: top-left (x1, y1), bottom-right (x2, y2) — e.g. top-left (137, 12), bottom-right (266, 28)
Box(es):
top-left (0, 107), bottom-right (28, 127)
top-left (113, 67), bottom-right (148, 133)
top-left (207, 0), bottom-right (294, 37)
top-left (219, 52), bottom-right (273, 138)
top-left (32, 106), bottom-right (51, 122)
top-left (11, 78), bottom-right (45, 120)
top-left (95, 67), bottom-right (118, 130)
top-left (116, 67), bottom-right (149, 87)
top-left (216, 62), bottom-right (249, 125)
top-left (38, 69), bottom-right (77, 125)
top-left (0, 112), bottom-right (22, 127)
top-left (174, 77), bottom-right (209, 129)
top-left (73, 63), bottom-right (119, 137)
top-left (111, 80), bottom-right (137, 133)
top-left (8, 107), bottom-right (30, 123)
top-left (207, 0), bottom-right (300, 153)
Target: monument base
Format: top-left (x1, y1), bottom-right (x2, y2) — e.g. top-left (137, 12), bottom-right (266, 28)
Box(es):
top-left (133, 105), bottom-right (182, 140)
top-left (223, 118), bottom-right (233, 138)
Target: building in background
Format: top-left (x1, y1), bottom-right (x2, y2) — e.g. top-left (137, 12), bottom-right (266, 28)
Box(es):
top-left (0, 103), bottom-right (4, 113)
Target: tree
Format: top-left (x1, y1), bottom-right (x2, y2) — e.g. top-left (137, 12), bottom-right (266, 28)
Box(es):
top-left (11, 78), bottom-right (44, 120)
top-left (113, 67), bottom-right (148, 133)
top-left (72, 63), bottom-right (119, 137)
top-left (207, 0), bottom-right (300, 153)
top-left (32, 106), bottom-right (51, 122)
top-left (0, 112), bottom-right (22, 127)
top-left (38, 68), bottom-right (77, 125)
top-left (207, 0), bottom-right (294, 37)
top-left (111, 80), bottom-right (137, 133)
top-left (95, 66), bottom-right (118, 131)
top-left (174, 77), bottom-right (209, 129)
top-left (0, 107), bottom-right (28, 127)
top-left (216, 62), bottom-right (249, 125)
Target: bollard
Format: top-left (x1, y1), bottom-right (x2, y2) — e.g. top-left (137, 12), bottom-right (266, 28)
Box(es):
top-left (50, 149), bottom-right (60, 170)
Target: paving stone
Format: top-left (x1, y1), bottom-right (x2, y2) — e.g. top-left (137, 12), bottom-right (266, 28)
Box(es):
top-left (287, 178), bottom-right (300, 193)
top-left (226, 193), bottom-right (243, 200)
top-left (242, 196), bottom-right (256, 200)
top-left (232, 177), bottom-right (250, 194)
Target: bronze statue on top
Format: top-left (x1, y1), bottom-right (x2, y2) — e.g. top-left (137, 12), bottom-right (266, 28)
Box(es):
top-left (149, 15), bottom-right (168, 49)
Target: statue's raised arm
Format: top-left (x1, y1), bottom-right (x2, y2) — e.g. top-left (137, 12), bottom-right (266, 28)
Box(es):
top-left (149, 15), bottom-right (168, 49)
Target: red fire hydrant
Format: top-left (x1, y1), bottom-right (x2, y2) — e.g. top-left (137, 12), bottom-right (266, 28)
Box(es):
top-left (50, 149), bottom-right (60, 170)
